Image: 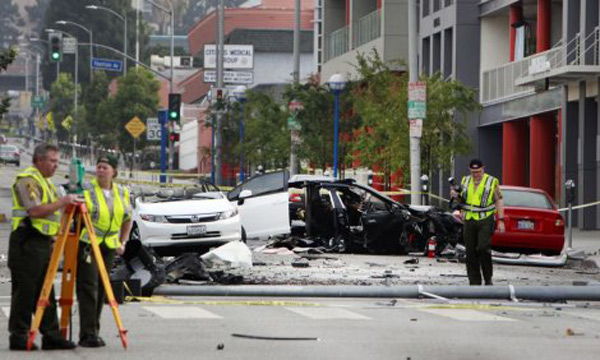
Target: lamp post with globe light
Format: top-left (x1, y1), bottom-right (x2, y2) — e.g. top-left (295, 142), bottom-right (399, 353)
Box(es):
top-left (327, 73), bottom-right (347, 179)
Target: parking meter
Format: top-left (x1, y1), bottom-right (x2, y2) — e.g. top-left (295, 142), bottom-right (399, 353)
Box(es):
top-left (420, 174), bottom-right (429, 205)
top-left (565, 179), bottom-right (576, 249)
top-left (565, 179), bottom-right (576, 203)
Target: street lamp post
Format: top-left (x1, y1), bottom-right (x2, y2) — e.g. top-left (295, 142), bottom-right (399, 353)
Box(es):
top-left (327, 73), bottom-right (347, 179)
top-left (56, 20), bottom-right (93, 83)
top-left (232, 85), bottom-right (247, 182)
top-left (85, 5), bottom-right (127, 74)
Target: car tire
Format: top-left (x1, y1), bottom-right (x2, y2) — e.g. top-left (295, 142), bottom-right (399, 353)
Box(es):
top-left (241, 227), bottom-right (247, 243)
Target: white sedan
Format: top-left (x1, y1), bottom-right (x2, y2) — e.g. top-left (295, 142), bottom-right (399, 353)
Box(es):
top-left (131, 185), bottom-right (241, 255)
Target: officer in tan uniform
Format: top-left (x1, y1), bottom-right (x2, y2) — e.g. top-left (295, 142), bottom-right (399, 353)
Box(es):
top-left (8, 143), bottom-right (78, 351)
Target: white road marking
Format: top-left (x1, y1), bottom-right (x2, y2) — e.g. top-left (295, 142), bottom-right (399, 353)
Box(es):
top-left (419, 308), bottom-right (518, 322)
top-left (143, 306), bottom-right (222, 319)
top-left (286, 307), bottom-right (371, 320)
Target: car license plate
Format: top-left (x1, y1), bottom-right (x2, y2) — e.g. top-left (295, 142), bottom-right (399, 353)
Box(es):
top-left (517, 220), bottom-right (534, 230)
top-left (187, 225), bottom-right (207, 236)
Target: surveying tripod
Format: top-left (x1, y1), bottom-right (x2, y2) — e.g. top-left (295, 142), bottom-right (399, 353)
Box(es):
top-left (27, 201), bottom-right (128, 350)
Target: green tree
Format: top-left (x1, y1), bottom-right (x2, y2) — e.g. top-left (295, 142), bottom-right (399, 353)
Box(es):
top-left (0, 0), bottom-right (21, 46)
top-left (239, 90), bottom-right (290, 169)
top-left (81, 70), bottom-right (110, 141)
top-left (420, 72), bottom-right (480, 175)
top-left (96, 68), bottom-right (160, 166)
top-left (48, 72), bottom-right (82, 142)
top-left (0, 47), bottom-right (18, 120)
top-left (351, 51), bottom-right (409, 189)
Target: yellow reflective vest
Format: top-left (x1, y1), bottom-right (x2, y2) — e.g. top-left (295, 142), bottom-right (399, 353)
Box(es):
top-left (11, 166), bottom-right (61, 236)
top-left (460, 174), bottom-right (499, 221)
top-left (79, 178), bottom-right (131, 249)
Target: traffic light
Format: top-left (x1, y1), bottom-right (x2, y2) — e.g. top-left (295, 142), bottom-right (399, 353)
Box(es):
top-left (170, 132), bottom-right (180, 143)
top-left (215, 88), bottom-right (224, 110)
top-left (168, 93), bottom-right (181, 121)
top-left (48, 33), bottom-right (62, 62)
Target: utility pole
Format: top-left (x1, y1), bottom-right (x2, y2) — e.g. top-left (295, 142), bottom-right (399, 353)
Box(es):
top-left (136, 0), bottom-right (140, 68)
top-left (289, 0), bottom-right (301, 176)
top-left (408, 0), bottom-right (421, 205)
top-left (214, 0), bottom-right (225, 185)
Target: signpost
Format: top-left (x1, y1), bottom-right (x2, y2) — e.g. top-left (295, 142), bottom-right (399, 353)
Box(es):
top-left (31, 96), bottom-right (45, 109)
top-left (146, 117), bottom-right (161, 141)
top-left (408, 81), bottom-right (426, 139)
top-left (92, 58), bottom-right (124, 72)
top-left (62, 37), bottom-right (77, 54)
top-left (126, 116), bottom-right (146, 175)
top-left (203, 70), bottom-right (253, 84)
top-left (203, 45), bottom-right (254, 69)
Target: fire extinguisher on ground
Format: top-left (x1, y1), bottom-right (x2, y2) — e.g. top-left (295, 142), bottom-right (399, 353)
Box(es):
top-left (427, 237), bottom-right (437, 258)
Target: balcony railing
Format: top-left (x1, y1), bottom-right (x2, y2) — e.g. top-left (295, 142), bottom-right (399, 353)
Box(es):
top-left (325, 26), bottom-right (349, 61)
top-left (482, 27), bottom-right (600, 104)
top-left (353, 10), bottom-right (381, 48)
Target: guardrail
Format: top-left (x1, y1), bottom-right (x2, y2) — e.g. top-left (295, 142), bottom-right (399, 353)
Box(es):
top-left (325, 26), bottom-right (349, 61)
top-left (353, 10), bottom-right (381, 48)
top-left (481, 27), bottom-right (600, 105)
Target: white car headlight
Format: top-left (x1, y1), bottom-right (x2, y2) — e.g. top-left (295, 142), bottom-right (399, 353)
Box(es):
top-left (140, 214), bottom-right (169, 223)
top-left (218, 208), bottom-right (238, 220)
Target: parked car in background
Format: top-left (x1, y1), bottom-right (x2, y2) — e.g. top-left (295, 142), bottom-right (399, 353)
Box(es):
top-left (492, 186), bottom-right (565, 255)
top-left (0, 144), bottom-right (20, 166)
top-left (131, 182), bottom-right (242, 256)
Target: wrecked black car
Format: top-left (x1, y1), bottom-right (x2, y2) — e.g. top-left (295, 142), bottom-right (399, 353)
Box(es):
top-left (288, 178), bottom-right (463, 255)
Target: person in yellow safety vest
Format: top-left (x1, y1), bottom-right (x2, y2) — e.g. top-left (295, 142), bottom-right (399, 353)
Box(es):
top-left (8, 143), bottom-right (78, 351)
top-left (76, 154), bottom-right (132, 348)
top-left (450, 158), bottom-right (505, 286)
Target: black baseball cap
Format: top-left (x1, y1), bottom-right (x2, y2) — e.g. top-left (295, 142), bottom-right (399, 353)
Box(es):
top-left (97, 154), bottom-right (118, 169)
top-left (469, 158), bottom-right (484, 170)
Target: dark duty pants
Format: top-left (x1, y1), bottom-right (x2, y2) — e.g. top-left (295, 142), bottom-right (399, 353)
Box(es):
top-left (8, 226), bottom-right (61, 342)
top-left (76, 242), bottom-right (115, 339)
top-left (463, 217), bottom-right (495, 285)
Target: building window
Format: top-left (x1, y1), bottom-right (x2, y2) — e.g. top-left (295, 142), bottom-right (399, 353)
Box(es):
top-left (443, 27), bottom-right (453, 79)
top-left (422, 37), bottom-right (431, 75)
top-left (444, 0), bottom-right (453, 7)
top-left (433, 32), bottom-right (441, 73)
top-left (433, 0), bottom-right (440, 12)
top-left (422, 0), bottom-right (430, 17)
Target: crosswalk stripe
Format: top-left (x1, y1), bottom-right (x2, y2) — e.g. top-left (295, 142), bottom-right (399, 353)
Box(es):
top-left (286, 307), bottom-right (371, 320)
top-left (143, 306), bottom-right (222, 319)
top-left (419, 308), bottom-right (517, 322)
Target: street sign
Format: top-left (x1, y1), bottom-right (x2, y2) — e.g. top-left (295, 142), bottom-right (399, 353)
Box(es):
top-left (125, 116), bottom-right (146, 138)
top-left (31, 96), bottom-right (45, 109)
top-left (408, 81), bottom-right (427, 120)
top-left (409, 119), bottom-right (423, 138)
top-left (61, 115), bottom-right (73, 130)
top-left (203, 70), bottom-right (254, 84)
top-left (204, 45), bottom-right (254, 69)
top-left (287, 115), bottom-right (301, 131)
top-left (408, 102), bottom-right (427, 119)
top-left (62, 37), bottom-right (77, 54)
top-left (92, 58), bottom-right (123, 72)
top-left (146, 117), bottom-right (162, 141)
top-left (408, 81), bottom-right (427, 101)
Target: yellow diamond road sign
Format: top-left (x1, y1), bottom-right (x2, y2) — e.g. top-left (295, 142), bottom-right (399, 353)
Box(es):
top-left (125, 116), bottom-right (146, 138)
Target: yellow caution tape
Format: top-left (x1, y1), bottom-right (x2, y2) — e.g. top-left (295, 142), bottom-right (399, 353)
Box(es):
top-left (125, 295), bottom-right (321, 307)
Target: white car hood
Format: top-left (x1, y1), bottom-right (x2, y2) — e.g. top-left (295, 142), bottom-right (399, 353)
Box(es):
top-left (136, 198), bottom-right (232, 215)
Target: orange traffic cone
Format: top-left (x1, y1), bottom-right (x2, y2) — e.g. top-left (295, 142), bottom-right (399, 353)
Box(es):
top-left (427, 237), bottom-right (437, 258)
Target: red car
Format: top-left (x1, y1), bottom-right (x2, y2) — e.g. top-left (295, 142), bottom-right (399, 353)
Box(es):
top-left (492, 186), bottom-right (565, 255)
